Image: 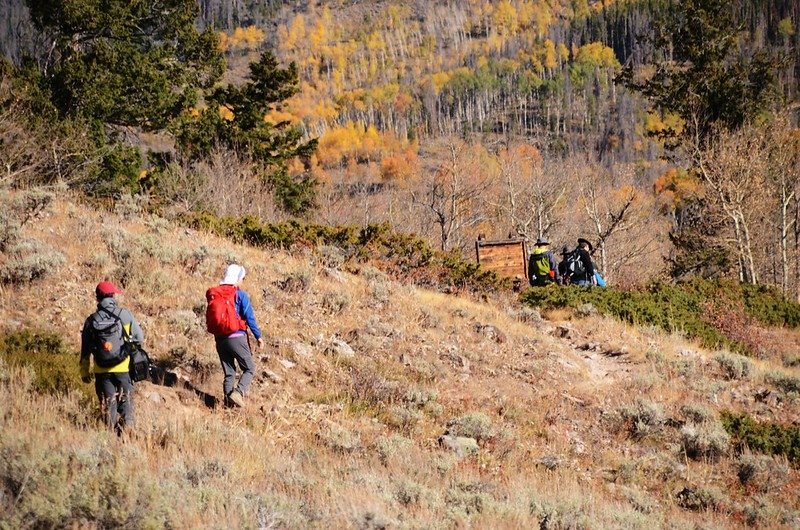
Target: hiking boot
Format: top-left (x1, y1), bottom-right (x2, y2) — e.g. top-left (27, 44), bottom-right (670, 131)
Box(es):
top-left (227, 389), bottom-right (244, 408)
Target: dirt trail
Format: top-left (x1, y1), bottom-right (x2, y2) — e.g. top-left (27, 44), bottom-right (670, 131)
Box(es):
top-left (549, 321), bottom-right (636, 390)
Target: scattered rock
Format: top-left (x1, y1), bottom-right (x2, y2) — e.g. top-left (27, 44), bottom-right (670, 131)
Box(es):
top-left (439, 349), bottom-right (470, 371)
top-left (474, 324), bottom-right (507, 344)
top-left (261, 369), bottom-right (283, 383)
top-left (141, 390), bottom-right (164, 404)
top-left (554, 326), bottom-right (574, 339)
top-left (279, 358), bottom-right (296, 370)
top-left (325, 338), bottom-right (355, 358)
top-left (438, 435), bottom-right (479, 457)
top-left (321, 267), bottom-right (347, 283)
top-left (578, 342), bottom-right (601, 351)
top-left (603, 348), bottom-right (627, 357)
top-left (291, 341), bottom-right (313, 358)
top-left (536, 455), bottom-right (562, 470)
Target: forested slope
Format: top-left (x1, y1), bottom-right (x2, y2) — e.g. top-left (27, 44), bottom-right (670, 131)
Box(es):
top-left (1, 0), bottom-right (799, 292)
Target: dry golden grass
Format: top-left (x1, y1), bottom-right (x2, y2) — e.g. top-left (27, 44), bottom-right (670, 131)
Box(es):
top-left (1, 190), bottom-right (798, 528)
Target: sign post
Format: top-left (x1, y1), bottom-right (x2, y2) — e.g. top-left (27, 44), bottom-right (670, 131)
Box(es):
top-left (475, 238), bottom-right (528, 287)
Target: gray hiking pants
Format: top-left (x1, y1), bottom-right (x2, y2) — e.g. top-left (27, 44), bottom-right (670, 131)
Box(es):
top-left (94, 372), bottom-right (134, 430)
top-left (215, 335), bottom-right (256, 396)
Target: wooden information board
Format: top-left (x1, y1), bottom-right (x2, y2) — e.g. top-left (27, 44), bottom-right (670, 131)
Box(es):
top-left (475, 239), bottom-right (528, 281)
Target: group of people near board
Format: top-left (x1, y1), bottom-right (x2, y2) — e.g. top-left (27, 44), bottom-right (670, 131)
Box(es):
top-left (527, 237), bottom-right (606, 287)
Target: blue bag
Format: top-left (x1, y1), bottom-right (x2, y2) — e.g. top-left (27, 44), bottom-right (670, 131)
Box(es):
top-left (594, 271), bottom-right (606, 287)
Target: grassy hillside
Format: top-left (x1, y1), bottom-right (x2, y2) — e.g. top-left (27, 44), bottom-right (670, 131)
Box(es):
top-left (1, 189), bottom-right (799, 528)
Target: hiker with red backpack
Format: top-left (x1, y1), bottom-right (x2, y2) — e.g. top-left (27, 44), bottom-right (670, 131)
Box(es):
top-left (528, 238), bottom-right (561, 287)
top-left (207, 264), bottom-right (263, 408)
top-left (80, 281), bottom-right (144, 432)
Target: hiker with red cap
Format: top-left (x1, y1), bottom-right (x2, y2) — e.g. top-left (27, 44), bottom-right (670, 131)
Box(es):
top-left (206, 264), bottom-right (263, 408)
top-left (80, 281), bottom-right (144, 432)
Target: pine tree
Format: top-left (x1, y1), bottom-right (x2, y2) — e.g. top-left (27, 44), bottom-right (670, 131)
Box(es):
top-left (27, 0), bottom-right (224, 129)
top-left (174, 50), bottom-right (318, 216)
top-left (621, 0), bottom-right (782, 279)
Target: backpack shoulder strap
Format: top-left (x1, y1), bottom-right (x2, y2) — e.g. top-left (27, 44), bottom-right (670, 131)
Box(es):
top-left (97, 307), bottom-right (131, 341)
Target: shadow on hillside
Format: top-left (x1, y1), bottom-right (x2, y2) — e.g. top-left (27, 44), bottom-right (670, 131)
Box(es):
top-left (147, 363), bottom-right (219, 409)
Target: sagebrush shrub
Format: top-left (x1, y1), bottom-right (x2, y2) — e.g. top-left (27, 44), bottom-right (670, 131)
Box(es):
top-left (446, 412), bottom-right (495, 442)
top-left (737, 453), bottom-right (789, 492)
top-left (114, 193), bottom-right (144, 219)
top-left (676, 486), bottom-right (724, 511)
top-left (680, 403), bottom-right (714, 424)
top-left (317, 245), bottom-right (346, 269)
top-left (181, 245), bottom-right (210, 275)
top-left (0, 239), bottom-right (65, 284)
top-left (680, 423), bottom-right (730, 461)
top-left (384, 405), bottom-right (423, 431)
top-left (714, 351), bottom-right (752, 380)
top-left (395, 480), bottom-right (427, 507)
top-left (274, 266), bottom-right (313, 292)
top-left (765, 371), bottom-right (800, 394)
top-left (621, 398), bottom-right (664, 439)
top-left (349, 367), bottom-right (405, 407)
top-left (374, 434), bottom-right (412, 464)
top-left (322, 290), bottom-right (351, 314)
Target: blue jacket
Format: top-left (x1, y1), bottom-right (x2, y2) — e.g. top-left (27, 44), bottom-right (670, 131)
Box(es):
top-left (234, 289), bottom-right (262, 340)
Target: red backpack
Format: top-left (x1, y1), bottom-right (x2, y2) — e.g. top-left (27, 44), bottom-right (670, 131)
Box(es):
top-left (206, 285), bottom-right (246, 335)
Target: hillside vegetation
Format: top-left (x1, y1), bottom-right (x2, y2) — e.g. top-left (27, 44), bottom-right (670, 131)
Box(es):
top-left (1, 189), bottom-right (799, 528)
top-left (0, 1), bottom-right (799, 525)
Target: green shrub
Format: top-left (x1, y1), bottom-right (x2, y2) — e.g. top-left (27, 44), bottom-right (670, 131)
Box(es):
top-left (520, 279), bottom-right (800, 355)
top-left (721, 411), bottom-right (800, 466)
top-left (183, 212), bottom-right (509, 293)
top-left (0, 329), bottom-right (88, 397)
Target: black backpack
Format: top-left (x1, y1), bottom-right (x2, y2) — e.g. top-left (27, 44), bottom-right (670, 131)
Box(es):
top-left (566, 250), bottom-right (586, 279)
top-left (89, 309), bottom-right (129, 368)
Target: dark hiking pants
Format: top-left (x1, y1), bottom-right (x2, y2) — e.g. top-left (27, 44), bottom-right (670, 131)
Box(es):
top-left (215, 335), bottom-right (256, 397)
top-left (95, 372), bottom-right (134, 430)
